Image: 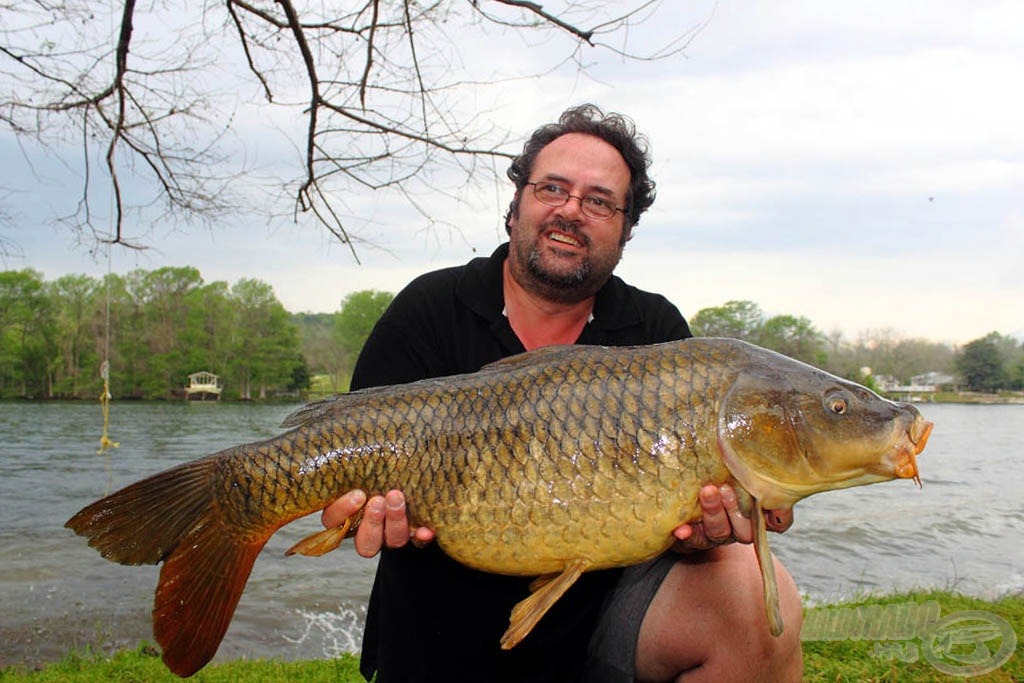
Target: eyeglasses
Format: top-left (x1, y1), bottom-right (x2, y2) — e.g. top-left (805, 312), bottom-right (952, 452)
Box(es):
top-left (525, 182), bottom-right (626, 221)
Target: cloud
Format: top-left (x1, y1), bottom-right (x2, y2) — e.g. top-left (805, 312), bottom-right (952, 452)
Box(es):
top-left (3, 0), bottom-right (1022, 347)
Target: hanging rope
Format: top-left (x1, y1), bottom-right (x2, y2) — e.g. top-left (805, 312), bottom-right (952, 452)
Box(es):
top-left (96, 360), bottom-right (117, 456)
top-left (97, 244), bottom-right (119, 456)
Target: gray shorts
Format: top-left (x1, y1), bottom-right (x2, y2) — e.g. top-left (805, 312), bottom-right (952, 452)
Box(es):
top-left (581, 552), bottom-right (677, 683)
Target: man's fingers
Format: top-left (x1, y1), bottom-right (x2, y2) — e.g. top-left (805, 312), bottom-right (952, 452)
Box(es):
top-left (720, 484), bottom-right (753, 544)
top-left (383, 490), bottom-right (411, 548)
top-left (411, 526), bottom-right (436, 547)
top-left (353, 494), bottom-right (387, 558)
top-left (321, 489), bottom-right (366, 529)
top-left (698, 484), bottom-right (732, 543)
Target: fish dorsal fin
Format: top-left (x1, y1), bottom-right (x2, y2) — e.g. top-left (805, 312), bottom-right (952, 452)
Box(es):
top-left (279, 385), bottom-right (399, 429)
top-left (752, 501), bottom-right (784, 636)
top-left (282, 345), bottom-right (597, 430)
top-left (500, 558), bottom-right (590, 649)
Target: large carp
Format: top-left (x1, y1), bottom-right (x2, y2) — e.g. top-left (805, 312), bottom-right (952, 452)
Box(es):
top-left (67, 338), bottom-right (932, 677)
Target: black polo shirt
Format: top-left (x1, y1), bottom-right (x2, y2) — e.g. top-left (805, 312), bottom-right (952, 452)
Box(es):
top-left (351, 243), bottom-right (691, 683)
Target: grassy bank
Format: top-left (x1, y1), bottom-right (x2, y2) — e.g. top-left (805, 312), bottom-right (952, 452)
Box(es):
top-left (801, 589), bottom-right (1021, 681)
top-left (3, 590), bottom-right (1020, 682)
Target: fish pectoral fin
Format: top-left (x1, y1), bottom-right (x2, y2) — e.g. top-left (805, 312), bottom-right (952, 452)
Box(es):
top-left (286, 515), bottom-right (358, 557)
top-left (753, 501), bottom-right (784, 636)
top-left (501, 559), bottom-right (590, 650)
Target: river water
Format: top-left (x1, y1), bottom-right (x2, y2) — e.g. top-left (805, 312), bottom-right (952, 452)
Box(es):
top-left (1, 401), bottom-right (1022, 668)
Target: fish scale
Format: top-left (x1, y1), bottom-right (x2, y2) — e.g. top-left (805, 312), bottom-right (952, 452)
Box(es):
top-left (66, 338), bottom-right (932, 677)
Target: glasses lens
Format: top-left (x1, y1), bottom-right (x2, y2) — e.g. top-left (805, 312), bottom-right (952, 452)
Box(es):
top-left (530, 183), bottom-right (617, 220)
top-left (581, 199), bottom-right (614, 219)
top-left (533, 184), bottom-right (564, 206)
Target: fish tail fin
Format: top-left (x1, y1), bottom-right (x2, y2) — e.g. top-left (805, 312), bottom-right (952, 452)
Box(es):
top-left (65, 456), bottom-right (268, 677)
top-left (154, 515), bottom-right (264, 676)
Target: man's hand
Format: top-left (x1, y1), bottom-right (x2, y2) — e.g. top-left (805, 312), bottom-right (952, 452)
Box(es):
top-left (671, 484), bottom-right (794, 552)
top-left (321, 489), bottom-right (435, 558)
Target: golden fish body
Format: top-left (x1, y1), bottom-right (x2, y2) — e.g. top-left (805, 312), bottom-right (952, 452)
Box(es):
top-left (66, 338), bottom-right (932, 677)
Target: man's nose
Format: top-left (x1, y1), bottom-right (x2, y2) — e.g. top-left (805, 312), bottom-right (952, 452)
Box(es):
top-left (556, 194), bottom-right (585, 220)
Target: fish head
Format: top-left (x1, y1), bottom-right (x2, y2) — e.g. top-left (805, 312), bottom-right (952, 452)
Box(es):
top-left (717, 349), bottom-right (933, 510)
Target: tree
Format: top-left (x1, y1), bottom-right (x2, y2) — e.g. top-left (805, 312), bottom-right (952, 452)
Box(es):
top-left (333, 289), bottom-right (394, 388)
top-left (956, 332), bottom-right (1011, 392)
top-left (48, 274), bottom-right (102, 398)
top-left (137, 267), bottom-right (206, 397)
top-left (756, 314), bottom-right (827, 367)
top-left (0, 269), bottom-right (55, 397)
top-left (228, 278), bottom-right (300, 399)
top-left (2, 2), bottom-right (698, 253)
top-left (689, 300), bottom-right (764, 341)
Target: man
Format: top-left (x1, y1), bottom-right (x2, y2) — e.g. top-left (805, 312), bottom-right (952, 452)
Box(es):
top-left (322, 104), bottom-right (804, 682)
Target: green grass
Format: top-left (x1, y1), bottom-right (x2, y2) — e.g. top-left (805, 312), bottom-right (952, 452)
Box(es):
top-left (3, 590), bottom-right (1020, 681)
top-left (802, 589), bottom-right (1022, 681)
top-left (0, 646), bottom-right (363, 682)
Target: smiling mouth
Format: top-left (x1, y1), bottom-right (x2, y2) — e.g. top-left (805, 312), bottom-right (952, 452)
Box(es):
top-left (548, 231), bottom-right (583, 248)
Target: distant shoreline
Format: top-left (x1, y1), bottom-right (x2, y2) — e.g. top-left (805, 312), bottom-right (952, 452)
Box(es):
top-left (887, 392), bottom-right (1024, 405)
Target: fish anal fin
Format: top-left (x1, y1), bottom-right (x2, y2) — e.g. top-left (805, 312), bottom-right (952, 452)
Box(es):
top-left (154, 518), bottom-right (267, 677)
top-left (753, 501), bottom-right (784, 637)
top-left (286, 513), bottom-right (360, 557)
top-left (501, 559), bottom-right (590, 650)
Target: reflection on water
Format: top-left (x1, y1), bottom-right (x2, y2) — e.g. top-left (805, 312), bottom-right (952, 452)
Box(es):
top-left (1, 401), bottom-right (1021, 668)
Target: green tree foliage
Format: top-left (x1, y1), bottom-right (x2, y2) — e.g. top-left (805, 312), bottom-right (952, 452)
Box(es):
top-left (690, 301), bottom-right (827, 366)
top-left (955, 332), bottom-right (1016, 392)
top-left (49, 274), bottom-right (101, 398)
top-left (229, 279), bottom-right (301, 400)
top-left (757, 314), bottom-right (827, 366)
top-left (687, 300), bottom-right (966, 388)
top-left (331, 290), bottom-right (394, 389)
top-left (0, 268), bottom-right (302, 400)
top-left (0, 269), bottom-right (54, 398)
top-left (689, 300), bottom-right (764, 341)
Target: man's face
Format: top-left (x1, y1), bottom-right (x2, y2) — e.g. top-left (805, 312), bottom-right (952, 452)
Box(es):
top-left (507, 132), bottom-right (631, 304)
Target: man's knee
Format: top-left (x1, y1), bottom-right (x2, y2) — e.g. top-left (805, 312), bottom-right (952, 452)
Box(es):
top-left (635, 545), bottom-right (803, 682)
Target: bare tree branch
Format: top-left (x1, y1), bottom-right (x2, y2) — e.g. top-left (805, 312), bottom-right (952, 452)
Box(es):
top-left (360, 0), bottom-right (381, 108)
top-left (488, 0), bottom-right (594, 45)
top-left (1, 1), bottom-right (696, 257)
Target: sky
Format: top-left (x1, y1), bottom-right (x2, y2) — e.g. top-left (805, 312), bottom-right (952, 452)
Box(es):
top-left (3, 1), bottom-right (1022, 347)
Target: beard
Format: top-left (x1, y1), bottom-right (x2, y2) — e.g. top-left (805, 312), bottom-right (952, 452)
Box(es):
top-left (511, 219), bottom-right (624, 304)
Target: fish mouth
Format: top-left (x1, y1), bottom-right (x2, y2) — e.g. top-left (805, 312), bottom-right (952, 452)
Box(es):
top-left (893, 418), bottom-right (933, 486)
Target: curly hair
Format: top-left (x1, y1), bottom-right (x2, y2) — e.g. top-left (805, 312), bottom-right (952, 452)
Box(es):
top-left (504, 104), bottom-right (656, 234)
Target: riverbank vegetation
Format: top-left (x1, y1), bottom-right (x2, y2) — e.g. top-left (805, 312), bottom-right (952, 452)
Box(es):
top-left (2, 590), bottom-right (1020, 682)
top-left (2, 268), bottom-right (1021, 401)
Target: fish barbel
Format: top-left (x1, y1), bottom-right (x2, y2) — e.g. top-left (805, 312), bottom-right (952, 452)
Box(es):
top-left (66, 338), bottom-right (932, 677)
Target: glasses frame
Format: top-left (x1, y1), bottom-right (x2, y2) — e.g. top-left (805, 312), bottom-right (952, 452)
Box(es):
top-left (524, 181), bottom-right (626, 221)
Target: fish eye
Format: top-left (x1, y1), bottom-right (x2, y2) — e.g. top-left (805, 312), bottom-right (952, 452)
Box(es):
top-left (827, 395), bottom-right (848, 415)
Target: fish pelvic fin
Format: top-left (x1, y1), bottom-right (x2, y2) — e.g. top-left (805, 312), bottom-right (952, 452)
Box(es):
top-left (65, 456), bottom-right (268, 677)
top-left (501, 559), bottom-right (590, 650)
top-left (752, 502), bottom-right (784, 637)
top-left (286, 512), bottom-right (360, 557)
